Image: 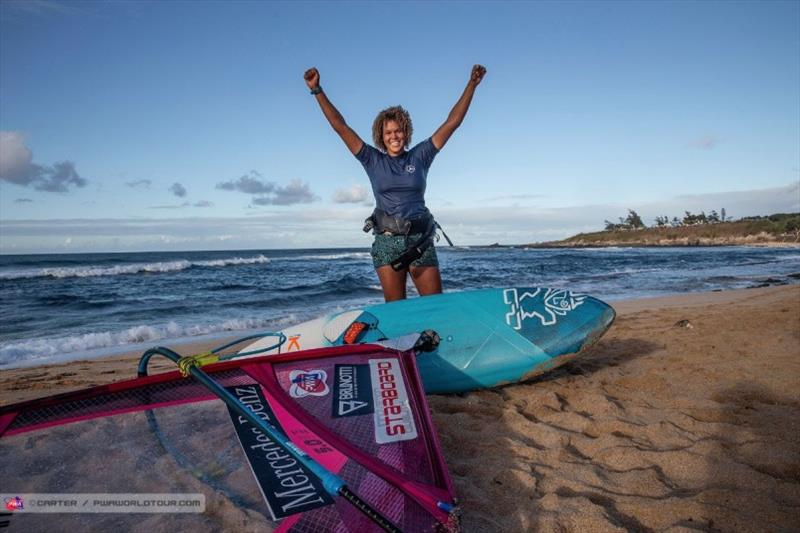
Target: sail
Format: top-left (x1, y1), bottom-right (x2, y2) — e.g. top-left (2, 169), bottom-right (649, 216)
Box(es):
top-left (0, 344), bottom-right (458, 532)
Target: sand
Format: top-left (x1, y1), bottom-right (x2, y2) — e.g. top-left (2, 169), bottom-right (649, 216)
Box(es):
top-left (2, 285), bottom-right (799, 532)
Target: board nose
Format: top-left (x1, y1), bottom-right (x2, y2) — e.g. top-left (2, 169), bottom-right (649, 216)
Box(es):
top-left (509, 289), bottom-right (616, 357)
top-left (590, 296), bottom-right (617, 329)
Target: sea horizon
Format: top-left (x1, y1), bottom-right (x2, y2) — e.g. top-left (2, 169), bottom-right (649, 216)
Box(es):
top-left (3, 239), bottom-right (798, 257)
top-left (2, 246), bottom-right (799, 370)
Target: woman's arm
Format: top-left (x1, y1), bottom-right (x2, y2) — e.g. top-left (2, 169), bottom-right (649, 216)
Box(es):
top-left (431, 64), bottom-right (487, 151)
top-left (304, 67), bottom-right (364, 155)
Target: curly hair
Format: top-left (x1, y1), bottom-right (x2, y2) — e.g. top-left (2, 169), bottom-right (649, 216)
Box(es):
top-left (371, 105), bottom-right (413, 153)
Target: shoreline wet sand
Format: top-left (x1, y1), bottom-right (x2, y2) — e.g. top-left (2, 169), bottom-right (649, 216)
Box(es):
top-left (2, 285), bottom-right (798, 531)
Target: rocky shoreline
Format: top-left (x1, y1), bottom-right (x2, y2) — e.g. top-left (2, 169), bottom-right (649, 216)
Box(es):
top-left (484, 239), bottom-right (800, 249)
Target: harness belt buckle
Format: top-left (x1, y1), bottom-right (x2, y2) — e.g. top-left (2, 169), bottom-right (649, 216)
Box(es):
top-left (363, 216), bottom-right (375, 233)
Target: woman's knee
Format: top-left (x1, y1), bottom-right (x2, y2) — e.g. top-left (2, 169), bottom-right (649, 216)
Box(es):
top-left (409, 266), bottom-right (442, 296)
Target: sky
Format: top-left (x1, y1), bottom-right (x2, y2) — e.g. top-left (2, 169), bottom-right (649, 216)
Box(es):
top-left (1, 0), bottom-right (798, 254)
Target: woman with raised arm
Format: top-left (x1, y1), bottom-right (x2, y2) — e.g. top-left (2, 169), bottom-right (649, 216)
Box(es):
top-left (304, 65), bottom-right (486, 302)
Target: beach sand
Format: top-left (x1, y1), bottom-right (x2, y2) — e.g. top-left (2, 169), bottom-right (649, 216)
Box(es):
top-left (1, 285), bottom-right (798, 532)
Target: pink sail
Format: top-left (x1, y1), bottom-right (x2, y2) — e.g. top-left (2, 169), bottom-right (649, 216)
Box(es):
top-left (0, 344), bottom-right (458, 532)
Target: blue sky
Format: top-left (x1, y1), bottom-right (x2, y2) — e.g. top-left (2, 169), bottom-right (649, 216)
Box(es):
top-left (1, 0), bottom-right (798, 253)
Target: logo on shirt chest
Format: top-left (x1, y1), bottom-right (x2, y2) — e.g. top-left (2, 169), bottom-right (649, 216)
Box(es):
top-left (405, 164), bottom-right (416, 174)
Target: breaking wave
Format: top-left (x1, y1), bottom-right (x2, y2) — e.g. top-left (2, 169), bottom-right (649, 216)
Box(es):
top-left (0, 255), bottom-right (271, 280)
top-left (0, 314), bottom-right (298, 368)
top-left (278, 252), bottom-right (371, 262)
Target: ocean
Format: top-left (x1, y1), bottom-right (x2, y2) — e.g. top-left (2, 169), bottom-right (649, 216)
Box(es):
top-left (1, 246), bottom-right (798, 369)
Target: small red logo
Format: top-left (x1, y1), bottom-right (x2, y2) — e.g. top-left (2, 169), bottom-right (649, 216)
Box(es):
top-left (4, 496), bottom-right (23, 511)
top-left (289, 369), bottom-right (329, 398)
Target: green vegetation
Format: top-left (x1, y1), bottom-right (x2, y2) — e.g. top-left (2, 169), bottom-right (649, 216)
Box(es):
top-left (548, 211), bottom-right (800, 247)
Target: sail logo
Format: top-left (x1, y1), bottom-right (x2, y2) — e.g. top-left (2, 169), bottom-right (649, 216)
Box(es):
top-left (369, 358), bottom-right (418, 444)
top-left (287, 335), bottom-right (301, 351)
top-left (332, 364), bottom-right (374, 418)
top-left (289, 369), bottom-right (329, 398)
top-left (4, 496), bottom-right (23, 511)
top-left (504, 288), bottom-right (586, 328)
top-left (224, 385), bottom-right (333, 519)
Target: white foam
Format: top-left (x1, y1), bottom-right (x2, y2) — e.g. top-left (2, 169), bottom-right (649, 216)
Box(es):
top-left (278, 252), bottom-right (371, 262)
top-left (0, 315), bottom-right (292, 368)
top-left (0, 254), bottom-right (270, 280)
top-left (193, 255), bottom-right (271, 268)
top-left (772, 253), bottom-right (800, 262)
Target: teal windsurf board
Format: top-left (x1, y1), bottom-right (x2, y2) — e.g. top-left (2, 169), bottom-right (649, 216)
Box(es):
top-left (241, 287), bottom-right (615, 394)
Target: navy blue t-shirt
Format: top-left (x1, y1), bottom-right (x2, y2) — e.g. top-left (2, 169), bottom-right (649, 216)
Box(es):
top-left (355, 138), bottom-right (439, 219)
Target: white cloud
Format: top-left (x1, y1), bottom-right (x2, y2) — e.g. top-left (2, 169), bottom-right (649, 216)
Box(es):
top-left (332, 184), bottom-right (371, 204)
top-left (1, 183), bottom-right (796, 253)
top-left (0, 131), bottom-right (87, 192)
top-left (251, 179), bottom-right (318, 206)
top-left (0, 132), bottom-right (32, 181)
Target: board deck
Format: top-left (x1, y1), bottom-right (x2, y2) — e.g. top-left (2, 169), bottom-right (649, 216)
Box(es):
top-left (241, 288), bottom-right (616, 394)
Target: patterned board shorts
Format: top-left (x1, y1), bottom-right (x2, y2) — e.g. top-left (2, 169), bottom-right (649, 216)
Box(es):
top-left (371, 233), bottom-right (439, 269)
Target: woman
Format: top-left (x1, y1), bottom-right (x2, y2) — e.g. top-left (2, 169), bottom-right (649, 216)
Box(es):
top-left (304, 64), bottom-right (486, 302)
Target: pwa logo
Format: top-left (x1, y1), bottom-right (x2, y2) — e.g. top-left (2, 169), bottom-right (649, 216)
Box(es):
top-left (4, 496), bottom-right (23, 511)
top-left (289, 369), bottom-right (329, 398)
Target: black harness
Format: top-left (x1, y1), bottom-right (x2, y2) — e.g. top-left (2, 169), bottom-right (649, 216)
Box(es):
top-left (363, 209), bottom-right (453, 271)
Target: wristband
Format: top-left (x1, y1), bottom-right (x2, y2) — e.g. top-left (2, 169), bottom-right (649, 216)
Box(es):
top-left (310, 86), bottom-right (322, 95)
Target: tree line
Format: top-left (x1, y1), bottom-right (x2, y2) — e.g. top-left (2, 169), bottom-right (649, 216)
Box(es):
top-left (603, 210), bottom-right (800, 236)
top-left (604, 209), bottom-right (729, 231)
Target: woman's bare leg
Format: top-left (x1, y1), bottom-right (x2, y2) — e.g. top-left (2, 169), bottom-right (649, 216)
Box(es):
top-left (409, 266), bottom-right (443, 296)
top-left (375, 265), bottom-right (408, 302)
